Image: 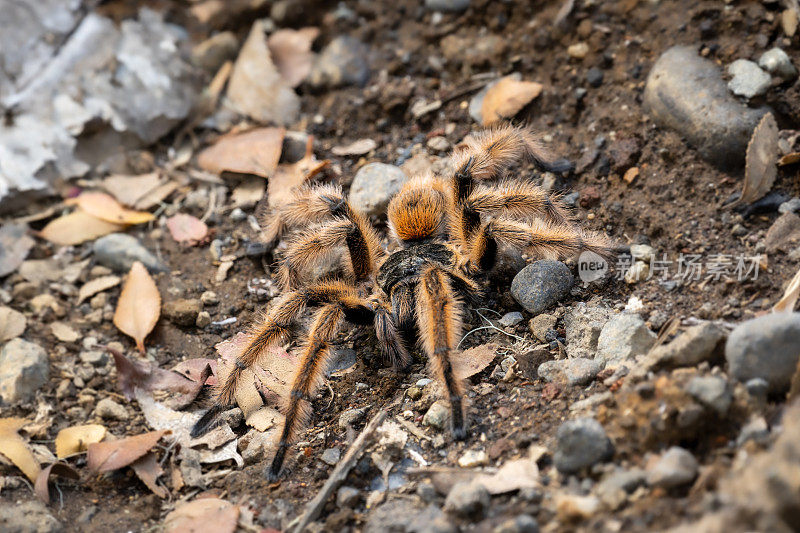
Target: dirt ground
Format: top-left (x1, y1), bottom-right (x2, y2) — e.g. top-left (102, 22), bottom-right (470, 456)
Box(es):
top-left (1, 0), bottom-right (799, 532)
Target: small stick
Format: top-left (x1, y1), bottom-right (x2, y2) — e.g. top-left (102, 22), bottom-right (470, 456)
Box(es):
top-left (291, 409), bottom-right (388, 533)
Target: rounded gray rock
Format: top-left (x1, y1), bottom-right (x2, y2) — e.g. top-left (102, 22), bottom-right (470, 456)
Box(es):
top-left (93, 233), bottom-right (166, 273)
top-left (758, 48), bottom-right (798, 80)
top-left (349, 163), bottom-right (409, 218)
top-left (309, 36), bottom-right (370, 89)
top-left (511, 260), bottom-right (573, 315)
top-left (596, 313), bottom-right (656, 367)
top-left (684, 375), bottom-right (732, 416)
top-left (493, 514), bottom-right (539, 533)
top-left (444, 482), bottom-right (490, 519)
top-left (643, 45), bottom-right (768, 169)
top-left (727, 59), bottom-right (771, 98)
top-left (646, 446), bottom-right (698, 488)
top-left (554, 417), bottom-right (614, 474)
top-left (0, 338), bottom-right (48, 404)
top-left (725, 312), bottom-right (800, 392)
top-left (537, 358), bottom-right (602, 387)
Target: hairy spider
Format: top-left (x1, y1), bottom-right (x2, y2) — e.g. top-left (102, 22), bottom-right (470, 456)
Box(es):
top-left (191, 125), bottom-right (614, 480)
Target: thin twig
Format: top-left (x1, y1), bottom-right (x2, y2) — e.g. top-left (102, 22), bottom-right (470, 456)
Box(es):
top-left (457, 309), bottom-right (526, 349)
top-left (291, 409), bottom-right (388, 533)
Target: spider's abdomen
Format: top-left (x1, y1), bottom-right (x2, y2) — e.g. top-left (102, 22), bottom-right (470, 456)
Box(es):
top-left (377, 242), bottom-right (455, 293)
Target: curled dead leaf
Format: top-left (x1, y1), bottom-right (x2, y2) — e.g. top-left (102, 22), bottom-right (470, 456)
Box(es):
top-left (0, 417), bottom-right (40, 482)
top-left (267, 27), bottom-right (320, 88)
top-left (109, 348), bottom-right (199, 404)
top-left (166, 214), bottom-right (209, 245)
top-left (481, 76), bottom-right (543, 126)
top-left (103, 173), bottom-right (178, 210)
top-left (39, 210), bottom-right (126, 246)
top-left (34, 463), bottom-right (80, 505)
top-left (113, 262), bottom-right (161, 352)
top-left (131, 452), bottom-right (168, 498)
top-left (197, 127), bottom-right (285, 178)
top-left (55, 424), bottom-right (107, 458)
top-left (164, 497), bottom-right (239, 533)
top-left (86, 430), bottom-right (169, 473)
top-left (68, 191), bottom-right (154, 225)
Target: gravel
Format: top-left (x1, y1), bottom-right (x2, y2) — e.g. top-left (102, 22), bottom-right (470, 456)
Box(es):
top-left (499, 312), bottom-right (524, 327)
top-left (95, 398), bottom-right (129, 420)
top-left (725, 313), bottom-right (800, 392)
top-left (349, 162), bottom-right (409, 217)
top-left (596, 313), bottom-right (657, 367)
top-left (758, 47), bottom-right (797, 80)
top-left (641, 322), bottom-right (726, 372)
top-left (444, 482), bottom-right (490, 519)
top-left (564, 303), bottom-right (612, 358)
top-left (423, 401), bottom-right (449, 431)
top-left (646, 447), bottom-right (699, 488)
top-left (0, 338), bottom-right (49, 404)
top-left (684, 375), bottom-right (732, 416)
top-left (643, 46), bottom-right (768, 168)
top-left (458, 449), bottom-right (488, 468)
top-left (511, 260), bottom-right (573, 315)
top-left (537, 358), bottom-right (603, 387)
top-left (727, 59), bottom-right (771, 98)
top-left (308, 36), bottom-right (370, 89)
top-left (0, 500), bottom-right (62, 533)
top-left (529, 313), bottom-right (557, 342)
top-left (553, 417), bottom-right (614, 474)
top-left (93, 234), bottom-right (166, 273)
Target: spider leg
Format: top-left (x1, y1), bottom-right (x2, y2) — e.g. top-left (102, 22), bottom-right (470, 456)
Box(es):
top-left (261, 184), bottom-right (349, 247)
top-left (416, 265), bottom-right (467, 440)
top-left (268, 303), bottom-right (345, 480)
top-left (374, 299), bottom-right (411, 369)
top-left (191, 281), bottom-right (367, 438)
top-left (463, 179), bottom-right (573, 226)
top-left (390, 282), bottom-right (417, 351)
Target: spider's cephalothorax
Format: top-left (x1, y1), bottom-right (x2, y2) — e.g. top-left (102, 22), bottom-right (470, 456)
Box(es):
top-left (191, 126), bottom-right (614, 480)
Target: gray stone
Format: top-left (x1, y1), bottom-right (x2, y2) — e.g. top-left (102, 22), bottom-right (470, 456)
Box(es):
top-left (642, 322), bottom-right (726, 372)
top-left (339, 407), bottom-right (366, 430)
top-left (758, 48), bottom-right (798, 81)
top-left (564, 303), bottom-right (612, 358)
top-left (537, 358), bottom-right (602, 387)
top-left (79, 350), bottom-right (108, 366)
top-left (337, 486), bottom-right (361, 508)
top-left (444, 482), bottom-right (490, 519)
top-left (423, 401), bottom-right (449, 431)
top-left (646, 446), bottom-right (698, 488)
top-left (425, 0), bottom-right (471, 12)
top-left (408, 504), bottom-right (457, 533)
top-left (779, 197), bottom-right (800, 214)
top-left (554, 417), bottom-right (614, 474)
top-left (0, 500), bottom-right (62, 533)
top-left (308, 36), bottom-right (370, 89)
top-left (596, 468), bottom-right (646, 510)
top-left (530, 313), bottom-right (557, 342)
top-left (364, 499), bottom-right (419, 533)
top-left (685, 375), bottom-right (732, 416)
top-left (725, 313), bottom-right (800, 392)
top-left (0, 338), bottom-right (48, 404)
top-left (320, 447), bottom-right (341, 466)
top-left (192, 31), bottom-right (239, 73)
top-left (493, 514), bottom-right (539, 533)
top-left (163, 299), bottom-right (202, 327)
top-left (349, 163), bottom-right (409, 217)
top-left (93, 233), bottom-right (166, 273)
top-left (499, 311), bottom-right (524, 327)
top-left (596, 313), bottom-right (656, 367)
top-left (737, 416), bottom-right (770, 447)
top-left (643, 46), bottom-right (768, 169)
top-left (728, 59), bottom-right (771, 98)
top-left (95, 398), bottom-right (129, 420)
top-left (511, 260), bottom-right (573, 315)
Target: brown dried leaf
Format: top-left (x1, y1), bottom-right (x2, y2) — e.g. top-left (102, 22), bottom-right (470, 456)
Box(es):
top-left (740, 112), bottom-right (779, 205)
top-left (267, 27), bottom-right (320, 88)
top-left (779, 152), bottom-right (800, 166)
top-left (773, 265), bottom-right (800, 313)
top-left (86, 430), bottom-right (168, 473)
top-left (481, 76), bottom-right (543, 126)
top-left (331, 138), bottom-right (378, 156)
top-left (55, 424), bottom-right (107, 458)
top-left (197, 127), bottom-right (285, 178)
top-left (166, 214), bottom-right (209, 245)
top-left (0, 418), bottom-right (40, 482)
top-left (110, 348), bottom-right (198, 401)
top-left (172, 358), bottom-right (219, 386)
top-left (452, 343), bottom-right (499, 380)
top-left (113, 262), bottom-right (161, 353)
top-left (131, 452), bottom-right (168, 498)
top-left (68, 191), bottom-right (154, 225)
top-left (164, 498), bottom-right (239, 533)
top-left (103, 173), bottom-right (177, 210)
top-left (39, 210), bottom-right (126, 246)
top-left (34, 463), bottom-right (80, 504)
top-left (77, 275), bottom-right (121, 304)
top-left (0, 306), bottom-right (26, 342)
top-left (268, 136), bottom-right (329, 209)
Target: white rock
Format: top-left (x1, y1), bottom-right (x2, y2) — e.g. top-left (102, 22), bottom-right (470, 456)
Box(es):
top-left (727, 59), bottom-right (771, 98)
top-left (758, 48), bottom-right (798, 80)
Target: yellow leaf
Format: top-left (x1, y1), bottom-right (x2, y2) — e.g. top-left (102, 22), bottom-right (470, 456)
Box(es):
top-left (113, 262), bottom-right (161, 352)
top-left (69, 191), bottom-right (154, 224)
top-left (77, 275), bottom-right (121, 304)
top-left (39, 210), bottom-right (126, 246)
top-left (55, 424), bottom-right (107, 458)
top-left (0, 417), bottom-right (40, 482)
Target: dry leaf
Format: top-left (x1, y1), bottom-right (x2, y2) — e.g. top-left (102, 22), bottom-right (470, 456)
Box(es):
top-left (113, 262), bottom-right (161, 353)
top-left (68, 191), bottom-right (154, 225)
top-left (166, 214), bottom-right (209, 245)
top-left (231, 176), bottom-right (266, 208)
top-left (172, 358), bottom-right (219, 386)
top-left (86, 430), bottom-right (168, 473)
top-left (779, 152), bottom-right (800, 166)
top-left (331, 138), bottom-right (378, 156)
top-left (452, 343), bottom-right (499, 380)
top-left (131, 452), bottom-right (168, 498)
top-left (55, 424), bottom-right (107, 458)
top-left (164, 498), bottom-right (239, 533)
top-left (0, 306), bottom-right (26, 342)
top-left (481, 76), bottom-right (543, 126)
top-left (0, 224), bottom-right (35, 277)
top-left (268, 136), bottom-right (329, 209)
top-left (110, 348), bottom-right (199, 403)
top-left (40, 210), bottom-right (126, 246)
top-left (34, 463), bottom-right (80, 504)
top-left (267, 27), bottom-right (320, 87)
top-left (0, 418), bottom-right (40, 482)
top-left (50, 322), bottom-right (79, 342)
top-left (77, 275), bottom-right (121, 304)
top-left (473, 458), bottom-right (540, 494)
top-left (740, 112), bottom-right (778, 205)
top-left (197, 127), bottom-right (285, 178)
top-left (103, 173), bottom-right (178, 210)
top-left (773, 265), bottom-right (800, 312)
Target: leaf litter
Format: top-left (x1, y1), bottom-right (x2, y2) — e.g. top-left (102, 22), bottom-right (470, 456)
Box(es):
top-left (0, 418), bottom-right (41, 482)
top-left (113, 261), bottom-right (161, 352)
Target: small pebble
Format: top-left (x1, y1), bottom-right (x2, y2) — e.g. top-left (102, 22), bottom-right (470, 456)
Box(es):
top-left (567, 42), bottom-right (589, 59)
top-left (499, 312), bottom-right (524, 327)
top-left (95, 398), bottom-right (129, 421)
top-left (758, 48), bottom-right (798, 80)
top-left (320, 447), bottom-right (341, 466)
top-left (646, 446), bottom-right (698, 488)
top-left (196, 311), bottom-right (212, 328)
top-left (458, 449), bottom-right (488, 468)
top-left (586, 67), bottom-right (604, 87)
top-left (423, 401), bottom-right (449, 431)
top-left (727, 59), bottom-right (771, 98)
top-left (444, 482), bottom-right (490, 519)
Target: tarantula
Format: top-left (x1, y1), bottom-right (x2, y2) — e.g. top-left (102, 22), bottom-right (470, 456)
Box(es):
top-left (192, 125), bottom-right (613, 480)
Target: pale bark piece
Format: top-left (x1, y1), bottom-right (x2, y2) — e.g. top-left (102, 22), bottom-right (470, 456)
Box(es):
top-left (740, 112), bottom-right (779, 205)
top-left (0, 307), bottom-right (26, 342)
top-left (197, 127), bottom-right (285, 178)
top-left (40, 210), bottom-right (126, 246)
top-left (227, 20), bottom-right (300, 125)
top-left (164, 498), bottom-right (239, 533)
top-left (0, 417), bottom-right (41, 482)
top-left (481, 76), bottom-right (543, 126)
top-left (68, 191), bottom-right (154, 224)
top-left (86, 430), bottom-right (168, 473)
top-left (77, 275), bottom-right (121, 304)
top-left (55, 424), bottom-right (107, 458)
top-left (113, 261), bottom-right (161, 352)
top-left (267, 27), bottom-right (320, 88)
